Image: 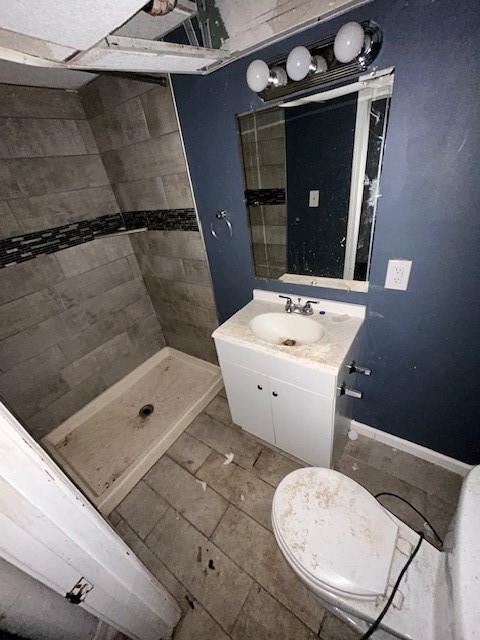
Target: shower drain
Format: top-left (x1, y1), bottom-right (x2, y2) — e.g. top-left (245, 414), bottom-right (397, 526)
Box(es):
top-left (139, 404), bottom-right (154, 418)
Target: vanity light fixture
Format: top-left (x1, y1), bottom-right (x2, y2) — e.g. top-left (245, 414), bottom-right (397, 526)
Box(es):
top-left (246, 59), bottom-right (288, 93)
top-left (246, 20), bottom-right (382, 101)
top-left (333, 21), bottom-right (366, 63)
top-left (286, 46), bottom-right (327, 81)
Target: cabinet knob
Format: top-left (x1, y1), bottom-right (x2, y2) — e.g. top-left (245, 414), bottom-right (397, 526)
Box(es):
top-left (272, 391), bottom-right (278, 397)
top-left (257, 385), bottom-right (263, 391)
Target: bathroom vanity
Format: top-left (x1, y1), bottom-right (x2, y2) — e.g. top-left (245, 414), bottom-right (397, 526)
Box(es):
top-left (213, 290), bottom-right (367, 467)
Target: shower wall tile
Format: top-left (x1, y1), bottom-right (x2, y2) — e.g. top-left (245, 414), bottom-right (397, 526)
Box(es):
top-left (89, 97), bottom-right (150, 153)
top-left (77, 120), bottom-right (99, 154)
top-left (161, 172), bottom-right (194, 209)
top-left (182, 259), bottom-right (211, 286)
top-left (7, 185), bottom-right (119, 234)
top-left (0, 288), bottom-right (61, 341)
top-left (126, 313), bottom-right (166, 356)
top-left (61, 332), bottom-right (133, 387)
top-left (89, 76), bottom-right (154, 113)
top-left (9, 155), bottom-right (110, 198)
top-left (53, 257), bottom-right (136, 307)
top-left (140, 85), bottom-right (178, 137)
top-left (0, 345), bottom-right (69, 421)
top-left (114, 177), bottom-right (168, 211)
top-left (136, 254), bottom-right (186, 280)
top-left (55, 235), bottom-right (133, 278)
top-left (0, 304), bottom-right (91, 370)
top-left (0, 117), bottom-right (92, 159)
top-left (82, 76), bottom-right (219, 364)
top-left (0, 84), bottom-right (86, 120)
top-left (0, 86), bottom-right (116, 243)
top-left (27, 374), bottom-right (109, 440)
top-left (0, 201), bottom-right (22, 237)
top-left (0, 253), bottom-right (64, 305)
top-left (101, 133), bottom-right (186, 184)
top-left (79, 81), bottom-right (104, 119)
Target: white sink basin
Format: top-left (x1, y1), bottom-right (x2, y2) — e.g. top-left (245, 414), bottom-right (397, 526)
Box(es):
top-left (249, 313), bottom-right (324, 346)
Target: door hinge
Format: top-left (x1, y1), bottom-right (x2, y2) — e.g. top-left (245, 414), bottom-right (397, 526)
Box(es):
top-left (65, 577), bottom-right (93, 604)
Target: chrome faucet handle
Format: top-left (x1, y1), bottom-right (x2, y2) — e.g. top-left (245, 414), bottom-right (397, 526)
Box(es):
top-left (303, 300), bottom-right (318, 315)
top-left (279, 295), bottom-right (293, 312)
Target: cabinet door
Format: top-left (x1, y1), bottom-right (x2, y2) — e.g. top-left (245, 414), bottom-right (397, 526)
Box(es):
top-left (270, 377), bottom-right (334, 467)
top-left (221, 361), bottom-right (275, 445)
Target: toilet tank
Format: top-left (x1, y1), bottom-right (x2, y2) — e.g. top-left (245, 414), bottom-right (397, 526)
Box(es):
top-left (442, 465), bottom-right (480, 640)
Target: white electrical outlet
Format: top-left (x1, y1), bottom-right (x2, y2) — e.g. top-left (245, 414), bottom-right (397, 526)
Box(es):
top-left (385, 259), bottom-right (412, 290)
top-left (309, 190), bottom-right (319, 207)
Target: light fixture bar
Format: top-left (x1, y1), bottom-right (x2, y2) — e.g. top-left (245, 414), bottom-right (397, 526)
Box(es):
top-left (257, 20), bottom-right (382, 102)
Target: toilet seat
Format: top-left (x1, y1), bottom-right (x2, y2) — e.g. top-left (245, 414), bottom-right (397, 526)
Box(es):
top-left (272, 467), bottom-right (400, 600)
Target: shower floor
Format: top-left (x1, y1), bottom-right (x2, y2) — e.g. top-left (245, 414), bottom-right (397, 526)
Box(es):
top-left (43, 347), bottom-right (222, 515)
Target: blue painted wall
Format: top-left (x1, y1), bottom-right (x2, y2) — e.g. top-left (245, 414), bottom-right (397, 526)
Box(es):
top-left (173, 0), bottom-right (480, 464)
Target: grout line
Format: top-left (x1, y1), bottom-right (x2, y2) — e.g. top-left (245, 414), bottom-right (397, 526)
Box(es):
top-left (185, 421), bottom-right (285, 490)
top-left (0, 114), bottom-right (88, 122)
top-left (5, 183), bottom-right (115, 205)
top-left (228, 578), bottom-right (257, 635)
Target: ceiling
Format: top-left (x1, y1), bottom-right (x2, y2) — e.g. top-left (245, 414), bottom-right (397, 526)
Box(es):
top-left (0, 0), bottom-right (370, 89)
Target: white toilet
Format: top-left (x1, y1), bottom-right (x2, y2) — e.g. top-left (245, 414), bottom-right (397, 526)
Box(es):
top-left (272, 465), bottom-right (480, 639)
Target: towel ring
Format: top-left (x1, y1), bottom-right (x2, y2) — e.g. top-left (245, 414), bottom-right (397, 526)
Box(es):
top-left (210, 210), bottom-right (233, 240)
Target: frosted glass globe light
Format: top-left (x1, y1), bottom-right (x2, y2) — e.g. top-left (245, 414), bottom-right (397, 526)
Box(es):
top-left (333, 21), bottom-right (365, 63)
top-left (286, 46), bottom-right (312, 81)
top-left (246, 59), bottom-right (270, 92)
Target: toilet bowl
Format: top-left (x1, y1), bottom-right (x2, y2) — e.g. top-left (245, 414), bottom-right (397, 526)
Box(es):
top-left (272, 465), bottom-right (480, 639)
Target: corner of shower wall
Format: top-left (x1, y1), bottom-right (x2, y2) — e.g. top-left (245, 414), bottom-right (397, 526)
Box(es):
top-left (79, 74), bottom-right (220, 364)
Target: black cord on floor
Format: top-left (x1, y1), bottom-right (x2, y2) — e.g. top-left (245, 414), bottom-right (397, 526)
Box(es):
top-left (359, 532), bottom-right (424, 639)
top-left (374, 491), bottom-right (444, 546)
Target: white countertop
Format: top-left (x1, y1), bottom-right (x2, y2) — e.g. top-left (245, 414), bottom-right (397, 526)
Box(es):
top-left (212, 290), bottom-right (365, 374)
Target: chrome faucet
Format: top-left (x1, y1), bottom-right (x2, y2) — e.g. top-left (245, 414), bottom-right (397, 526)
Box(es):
top-left (279, 295), bottom-right (318, 316)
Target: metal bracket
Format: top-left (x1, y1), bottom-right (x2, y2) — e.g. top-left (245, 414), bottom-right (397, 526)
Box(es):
top-left (65, 577), bottom-right (94, 605)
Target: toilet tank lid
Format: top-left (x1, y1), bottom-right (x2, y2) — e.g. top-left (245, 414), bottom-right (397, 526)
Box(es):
top-left (272, 468), bottom-right (399, 598)
top-left (451, 465), bottom-right (480, 640)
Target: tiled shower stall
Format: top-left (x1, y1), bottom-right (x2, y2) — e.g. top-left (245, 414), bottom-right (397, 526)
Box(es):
top-left (0, 77), bottom-right (218, 442)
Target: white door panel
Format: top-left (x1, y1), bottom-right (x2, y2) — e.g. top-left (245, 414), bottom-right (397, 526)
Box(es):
top-left (221, 361), bottom-right (275, 445)
top-left (0, 403), bottom-right (180, 640)
top-left (270, 378), bottom-right (334, 467)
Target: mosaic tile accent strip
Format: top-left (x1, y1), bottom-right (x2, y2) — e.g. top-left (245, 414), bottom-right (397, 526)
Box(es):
top-left (0, 208), bottom-right (198, 268)
top-left (245, 188), bottom-right (286, 206)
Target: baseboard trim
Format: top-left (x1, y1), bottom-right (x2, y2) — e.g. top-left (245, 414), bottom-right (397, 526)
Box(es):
top-left (350, 420), bottom-right (473, 477)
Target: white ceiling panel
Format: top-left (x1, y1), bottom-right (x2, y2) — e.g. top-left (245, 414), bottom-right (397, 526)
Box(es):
top-left (0, 0), bottom-right (150, 52)
top-left (115, 1), bottom-right (197, 40)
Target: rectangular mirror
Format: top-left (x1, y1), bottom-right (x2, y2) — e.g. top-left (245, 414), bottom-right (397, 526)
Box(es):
top-left (237, 71), bottom-right (393, 291)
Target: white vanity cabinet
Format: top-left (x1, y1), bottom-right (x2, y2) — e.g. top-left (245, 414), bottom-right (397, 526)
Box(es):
top-left (215, 336), bottom-right (361, 467)
top-left (212, 291), bottom-right (366, 468)
top-left (221, 360), bottom-right (334, 466)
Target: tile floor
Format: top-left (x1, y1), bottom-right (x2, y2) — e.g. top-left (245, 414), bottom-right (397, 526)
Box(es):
top-left (109, 389), bottom-right (463, 640)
